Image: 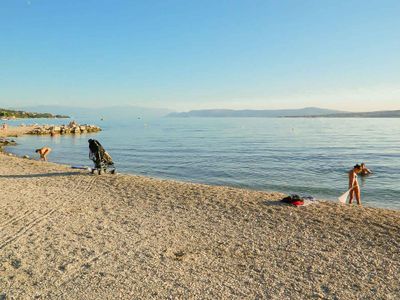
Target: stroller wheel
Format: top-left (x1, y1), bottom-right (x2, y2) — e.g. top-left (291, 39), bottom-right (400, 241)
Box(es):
top-left (98, 169), bottom-right (103, 175)
top-left (110, 169), bottom-right (116, 175)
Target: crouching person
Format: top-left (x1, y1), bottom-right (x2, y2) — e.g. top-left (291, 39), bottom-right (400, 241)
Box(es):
top-left (35, 147), bottom-right (52, 161)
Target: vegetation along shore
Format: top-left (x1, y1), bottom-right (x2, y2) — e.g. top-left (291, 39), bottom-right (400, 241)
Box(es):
top-left (0, 108), bottom-right (69, 120)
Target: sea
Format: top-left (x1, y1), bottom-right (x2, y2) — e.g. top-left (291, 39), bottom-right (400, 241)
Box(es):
top-left (5, 117), bottom-right (400, 210)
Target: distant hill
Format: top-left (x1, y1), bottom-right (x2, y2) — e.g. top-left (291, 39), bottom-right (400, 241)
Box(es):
top-left (18, 105), bottom-right (172, 120)
top-left (287, 110), bottom-right (400, 118)
top-left (167, 107), bottom-right (346, 118)
top-left (0, 108), bottom-right (69, 119)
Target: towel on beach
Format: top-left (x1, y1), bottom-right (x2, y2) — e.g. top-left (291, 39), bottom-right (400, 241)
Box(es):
top-left (280, 194), bottom-right (317, 207)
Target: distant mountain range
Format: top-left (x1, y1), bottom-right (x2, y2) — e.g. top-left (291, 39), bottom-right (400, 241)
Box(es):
top-left (294, 110), bottom-right (400, 118)
top-left (5, 105), bottom-right (400, 119)
top-left (167, 107), bottom-right (346, 118)
top-left (167, 107), bottom-right (400, 118)
top-left (16, 105), bottom-right (172, 120)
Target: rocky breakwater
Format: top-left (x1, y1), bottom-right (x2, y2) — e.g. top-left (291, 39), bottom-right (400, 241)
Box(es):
top-left (27, 121), bottom-right (102, 135)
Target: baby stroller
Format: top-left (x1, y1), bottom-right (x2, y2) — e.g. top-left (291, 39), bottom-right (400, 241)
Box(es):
top-left (88, 139), bottom-right (116, 175)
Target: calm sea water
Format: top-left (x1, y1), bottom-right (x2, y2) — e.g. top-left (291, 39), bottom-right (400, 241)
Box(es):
top-left (5, 117), bottom-right (400, 210)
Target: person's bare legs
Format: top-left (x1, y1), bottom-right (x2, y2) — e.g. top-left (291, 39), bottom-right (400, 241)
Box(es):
top-left (354, 186), bottom-right (361, 206)
top-left (348, 189), bottom-right (354, 205)
top-left (42, 149), bottom-right (50, 161)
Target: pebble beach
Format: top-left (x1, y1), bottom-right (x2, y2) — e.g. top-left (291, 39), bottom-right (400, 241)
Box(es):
top-left (0, 150), bottom-right (399, 299)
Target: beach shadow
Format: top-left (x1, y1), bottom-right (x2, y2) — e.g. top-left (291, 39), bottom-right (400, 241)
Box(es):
top-left (0, 172), bottom-right (86, 179)
top-left (263, 201), bottom-right (288, 207)
top-left (263, 200), bottom-right (319, 207)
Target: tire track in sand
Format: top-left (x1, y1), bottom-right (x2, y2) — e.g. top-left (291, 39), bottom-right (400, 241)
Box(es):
top-left (0, 209), bottom-right (33, 231)
top-left (49, 176), bottom-right (134, 294)
top-left (0, 175), bottom-right (98, 250)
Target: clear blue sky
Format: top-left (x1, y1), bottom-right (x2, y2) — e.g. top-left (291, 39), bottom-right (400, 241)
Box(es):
top-left (0, 0), bottom-right (399, 111)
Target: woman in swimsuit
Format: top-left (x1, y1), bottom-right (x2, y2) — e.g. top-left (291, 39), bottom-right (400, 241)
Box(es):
top-left (348, 164), bottom-right (362, 205)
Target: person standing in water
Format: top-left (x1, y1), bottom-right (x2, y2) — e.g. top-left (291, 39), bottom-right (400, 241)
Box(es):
top-left (348, 164), bottom-right (362, 205)
top-left (35, 147), bottom-right (52, 161)
top-left (360, 162), bottom-right (372, 176)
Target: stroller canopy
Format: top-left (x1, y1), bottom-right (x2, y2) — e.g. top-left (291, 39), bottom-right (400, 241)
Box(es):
top-left (88, 139), bottom-right (114, 165)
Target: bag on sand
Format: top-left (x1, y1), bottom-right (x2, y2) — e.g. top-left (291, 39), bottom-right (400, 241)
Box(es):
top-left (281, 194), bottom-right (304, 206)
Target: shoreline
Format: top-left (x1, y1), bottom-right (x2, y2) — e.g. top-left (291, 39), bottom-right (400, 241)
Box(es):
top-left (0, 152), bottom-right (399, 298)
top-left (3, 147), bottom-right (400, 213)
top-left (0, 125), bottom-right (37, 138)
top-left (5, 145), bottom-right (400, 212)
top-left (1, 125), bottom-right (398, 212)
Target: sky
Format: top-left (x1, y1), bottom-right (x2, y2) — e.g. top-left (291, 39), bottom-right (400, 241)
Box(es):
top-left (0, 0), bottom-right (399, 112)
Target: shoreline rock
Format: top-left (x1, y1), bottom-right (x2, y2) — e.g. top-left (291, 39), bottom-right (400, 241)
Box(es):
top-left (26, 121), bottom-right (101, 135)
top-left (0, 138), bottom-right (17, 151)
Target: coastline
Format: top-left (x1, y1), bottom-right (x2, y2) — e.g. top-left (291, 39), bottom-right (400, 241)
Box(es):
top-left (0, 125), bottom-right (37, 138)
top-left (3, 122), bottom-right (399, 211)
top-left (0, 152), bottom-right (399, 299)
